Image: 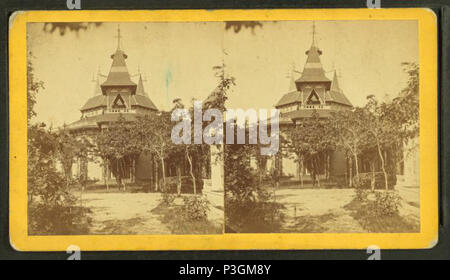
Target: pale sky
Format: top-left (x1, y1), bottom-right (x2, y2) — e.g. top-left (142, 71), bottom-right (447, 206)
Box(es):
top-left (28, 21), bottom-right (418, 127)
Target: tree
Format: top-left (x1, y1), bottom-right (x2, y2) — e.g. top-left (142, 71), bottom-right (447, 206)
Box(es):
top-left (285, 110), bottom-right (334, 187)
top-left (43, 23), bottom-right (102, 36)
top-left (361, 62), bottom-right (419, 191)
top-left (386, 62), bottom-right (420, 160)
top-left (27, 54), bottom-right (44, 122)
top-left (206, 62), bottom-right (236, 112)
top-left (28, 123), bottom-right (82, 234)
top-left (132, 112), bottom-right (174, 191)
top-left (362, 95), bottom-right (397, 190)
top-left (329, 108), bottom-right (367, 184)
top-left (54, 126), bottom-right (94, 189)
top-left (94, 115), bottom-right (140, 190)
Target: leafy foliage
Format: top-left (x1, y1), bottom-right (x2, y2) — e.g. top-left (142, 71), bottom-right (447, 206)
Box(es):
top-left (329, 108), bottom-right (367, 176)
top-left (131, 112), bottom-right (174, 190)
top-left (28, 124), bottom-right (90, 234)
top-left (54, 126), bottom-right (93, 187)
top-left (224, 21), bottom-right (263, 33)
top-left (224, 143), bottom-right (285, 232)
top-left (94, 115), bottom-right (141, 188)
top-left (370, 191), bottom-right (401, 217)
top-left (27, 55), bottom-right (45, 122)
top-left (43, 22), bottom-right (102, 36)
top-left (182, 195), bottom-right (210, 221)
top-left (160, 192), bottom-right (176, 206)
top-left (285, 110), bottom-right (335, 186)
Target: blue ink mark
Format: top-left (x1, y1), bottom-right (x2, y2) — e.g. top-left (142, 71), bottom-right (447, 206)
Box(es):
top-left (165, 68), bottom-right (173, 107)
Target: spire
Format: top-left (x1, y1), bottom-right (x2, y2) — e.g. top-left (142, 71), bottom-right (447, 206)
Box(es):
top-left (115, 24), bottom-right (122, 51)
top-left (287, 63), bottom-right (297, 92)
top-left (136, 74), bottom-right (148, 96)
top-left (101, 26), bottom-right (136, 89)
top-left (296, 22), bottom-right (331, 87)
top-left (312, 21), bottom-right (316, 47)
top-left (92, 69), bottom-right (102, 96)
top-left (330, 70), bottom-right (340, 92)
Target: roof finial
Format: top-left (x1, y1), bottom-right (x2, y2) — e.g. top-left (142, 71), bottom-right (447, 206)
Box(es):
top-left (115, 24), bottom-right (122, 50)
top-left (312, 21), bottom-right (316, 46)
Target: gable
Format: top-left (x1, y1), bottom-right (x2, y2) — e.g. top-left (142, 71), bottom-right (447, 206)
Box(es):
top-left (306, 89), bottom-right (321, 104)
top-left (112, 94), bottom-right (127, 108)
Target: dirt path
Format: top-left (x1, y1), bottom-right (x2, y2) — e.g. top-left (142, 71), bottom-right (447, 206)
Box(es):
top-left (275, 188), bottom-right (367, 233)
top-left (78, 192), bottom-right (171, 235)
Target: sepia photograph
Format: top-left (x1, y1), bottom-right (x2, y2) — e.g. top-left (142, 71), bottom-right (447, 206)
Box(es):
top-left (26, 19), bottom-right (420, 237)
top-left (221, 20), bottom-right (420, 234)
top-left (26, 22), bottom-right (230, 235)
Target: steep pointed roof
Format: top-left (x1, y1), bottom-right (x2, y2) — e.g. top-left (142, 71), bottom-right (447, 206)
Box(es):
top-left (93, 76), bottom-right (102, 95)
top-left (330, 70), bottom-right (340, 92)
top-left (328, 70), bottom-right (352, 107)
top-left (101, 49), bottom-right (136, 88)
top-left (296, 43), bottom-right (331, 85)
top-left (136, 74), bottom-right (148, 96)
top-left (288, 68), bottom-right (298, 92)
top-left (102, 25), bottom-right (136, 88)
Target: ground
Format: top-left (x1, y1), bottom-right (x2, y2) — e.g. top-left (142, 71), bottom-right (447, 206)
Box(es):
top-left (75, 187), bottom-right (223, 235)
top-left (271, 184), bottom-right (420, 233)
top-left (75, 183), bottom-right (419, 234)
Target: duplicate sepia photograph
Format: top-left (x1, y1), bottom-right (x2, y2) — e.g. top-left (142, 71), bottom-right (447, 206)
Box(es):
top-left (21, 12), bottom-right (430, 245)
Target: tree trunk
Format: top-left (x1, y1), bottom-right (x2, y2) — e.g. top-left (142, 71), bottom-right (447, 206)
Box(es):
top-left (370, 161), bottom-right (375, 191)
top-left (176, 165), bottom-right (182, 196)
top-left (115, 159), bottom-right (122, 190)
top-left (258, 157), bottom-right (263, 187)
top-left (64, 160), bottom-right (72, 189)
top-left (353, 153), bottom-right (359, 176)
top-left (121, 158), bottom-right (126, 191)
top-left (160, 157), bottom-right (166, 191)
top-left (300, 156), bottom-right (304, 188)
top-left (104, 158), bottom-right (109, 191)
top-left (327, 153), bottom-right (330, 181)
top-left (186, 147), bottom-right (197, 195)
top-left (315, 157), bottom-right (321, 187)
top-left (131, 157), bottom-right (136, 184)
top-left (154, 157), bottom-right (159, 192)
top-left (349, 157), bottom-right (353, 187)
top-left (376, 142), bottom-right (389, 191)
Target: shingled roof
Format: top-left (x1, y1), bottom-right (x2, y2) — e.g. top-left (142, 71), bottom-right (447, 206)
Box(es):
top-left (81, 95), bottom-right (107, 111)
top-left (327, 71), bottom-right (352, 107)
top-left (134, 74), bottom-right (158, 110)
top-left (276, 50), bottom-right (352, 108)
top-left (275, 91), bottom-right (302, 107)
top-left (296, 44), bottom-right (331, 86)
top-left (66, 113), bottom-right (141, 131)
top-left (131, 95), bottom-right (158, 110)
top-left (102, 49), bottom-right (136, 88)
top-left (136, 74), bottom-right (147, 96)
